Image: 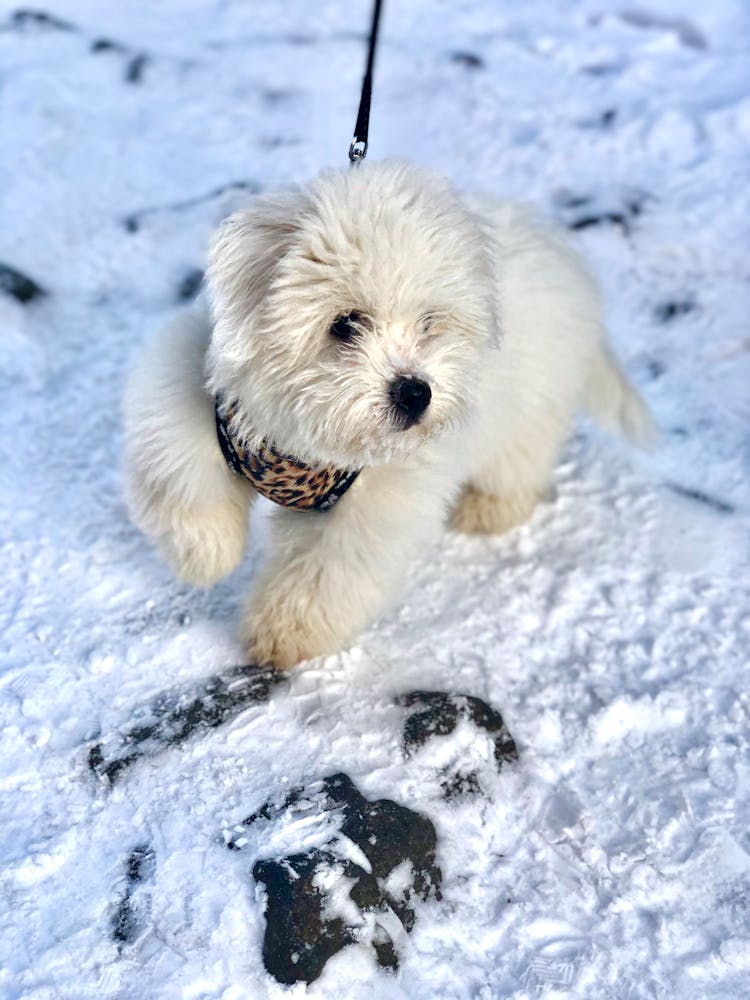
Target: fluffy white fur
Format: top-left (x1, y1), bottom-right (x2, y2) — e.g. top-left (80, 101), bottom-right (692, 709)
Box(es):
top-left (123, 160), bottom-right (653, 669)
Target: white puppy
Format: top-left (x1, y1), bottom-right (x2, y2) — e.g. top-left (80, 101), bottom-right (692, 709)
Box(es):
top-left (123, 160), bottom-right (652, 669)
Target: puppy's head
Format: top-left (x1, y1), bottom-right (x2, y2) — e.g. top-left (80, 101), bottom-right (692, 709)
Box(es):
top-left (206, 160), bottom-right (496, 468)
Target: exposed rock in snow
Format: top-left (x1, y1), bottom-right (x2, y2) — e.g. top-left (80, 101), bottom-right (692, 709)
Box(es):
top-left (229, 773), bottom-right (441, 983)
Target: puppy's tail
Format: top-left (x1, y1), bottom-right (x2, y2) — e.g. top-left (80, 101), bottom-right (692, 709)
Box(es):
top-left (584, 341), bottom-right (657, 447)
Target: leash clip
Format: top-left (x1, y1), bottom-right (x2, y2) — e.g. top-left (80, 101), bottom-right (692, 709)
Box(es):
top-left (349, 138), bottom-right (367, 163)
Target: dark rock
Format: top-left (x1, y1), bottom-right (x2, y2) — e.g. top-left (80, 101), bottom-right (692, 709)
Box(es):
top-left (126, 843), bottom-right (156, 883)
top-left (557, 191), bottom-right (645, 236)
top-left (441, 769), bottom-right (482, 800)
top-left (261, 89), bottom-right (296, 104)
top-left (399, 690), bottom-right (518, 771)
top-left (654, 300), bottom-right (695, 323)
top-left (646, 359), bottom-right (666, 380)
top-left (617, 10), bottom-right (707, 51)
top-left (554, 192), bottom-right (593, 210)
top-left (578, 109), bottom-right (617, 130)
top-left (177, 268), bottom-right (203, 302)
top-left (230, 772), bottom-right (442, 984)
top-left (569, 211), bottom-right (631, 234)
top-left (403, 691), bottom-right (459, 749)
top-left (581, 63), bottom-right (622, 77)
top-left (625, 197), bottom-right (643, 218)
top-left (111, 894), bottom-right (139, 945)
top-left (89, 664), bottom-right (281, 783)
top-left (111, 843), bottom-right (155, 946)
top-left (252, 850), bottom-right (360, 984)
top-left (0, 262), bottom-right (46, 303)
top-left (125, 53), bottom-right (148, 83)
top-left (450, 50), bottom-right (485, 69)
top-left (122, 179), bottom-right (261, 233)
top-left (90, 37), bottom-right (127, 53)
top-left (666, 483), bottom-right (734, 515)
top-left (372, 933), bottom-right (399, 971)
top-left (11, 8), bottom-right (74, 31)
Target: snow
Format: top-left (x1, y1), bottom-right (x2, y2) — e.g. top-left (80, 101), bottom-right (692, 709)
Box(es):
top-left (1, 0), bottom-right (749, 997)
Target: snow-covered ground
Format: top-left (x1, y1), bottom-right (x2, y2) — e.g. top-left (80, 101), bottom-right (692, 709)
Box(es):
top-left (1, 1), bottom-right (749, 996)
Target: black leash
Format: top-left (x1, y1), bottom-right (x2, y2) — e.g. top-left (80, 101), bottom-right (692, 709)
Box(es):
top-left (349, 0), bottom-right (384, 164)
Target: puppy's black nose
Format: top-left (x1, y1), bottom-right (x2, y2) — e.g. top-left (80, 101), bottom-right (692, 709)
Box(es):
top-left (389, 376), bottom-right (432, 429)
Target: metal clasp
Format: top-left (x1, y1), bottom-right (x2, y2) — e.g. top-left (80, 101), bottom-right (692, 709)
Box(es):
top-left (349, 138), bottom-right (367, 164)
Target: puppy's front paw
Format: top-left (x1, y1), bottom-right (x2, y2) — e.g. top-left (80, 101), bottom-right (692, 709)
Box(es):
top-left (160, 497), bottom-right (249, 588)
top-left (450, 486), bottom-right (538, 535)
top-left (240, 596), bottom-right (342, 671)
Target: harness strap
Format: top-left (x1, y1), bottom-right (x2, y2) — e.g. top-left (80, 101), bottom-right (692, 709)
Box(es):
top-left (215, 397), bottom-right (360, 512)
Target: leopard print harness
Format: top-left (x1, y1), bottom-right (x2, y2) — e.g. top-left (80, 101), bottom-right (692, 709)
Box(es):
top-left (215, 396), bottom-right (360, 512)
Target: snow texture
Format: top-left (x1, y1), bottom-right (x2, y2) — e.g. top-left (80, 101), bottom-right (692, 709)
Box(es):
top-left (1, 1), bottom-right (749, 997)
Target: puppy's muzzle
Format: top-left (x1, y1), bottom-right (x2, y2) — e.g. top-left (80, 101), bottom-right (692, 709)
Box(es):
top-left (389, 376), bottom-right (432, 430)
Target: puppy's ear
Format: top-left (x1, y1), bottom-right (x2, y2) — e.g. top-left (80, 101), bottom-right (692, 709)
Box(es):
top-left (206, 190), bottom-right (308, 377)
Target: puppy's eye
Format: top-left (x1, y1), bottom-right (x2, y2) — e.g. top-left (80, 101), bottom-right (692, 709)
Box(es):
top-left (330, 311), bottom-right (365, 342)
